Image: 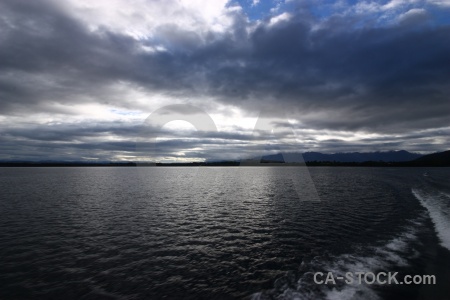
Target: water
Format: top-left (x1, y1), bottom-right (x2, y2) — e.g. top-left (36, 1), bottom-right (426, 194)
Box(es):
top-left (0, 167), bottom-right (449, 299)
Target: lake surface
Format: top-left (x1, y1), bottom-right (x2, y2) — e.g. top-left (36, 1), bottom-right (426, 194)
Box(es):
top-left (1, 167), bottom-right (449, 299)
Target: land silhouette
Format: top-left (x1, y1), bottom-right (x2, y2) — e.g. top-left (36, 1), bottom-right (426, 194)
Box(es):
top-left (1, 150), bottom-right (449, 167)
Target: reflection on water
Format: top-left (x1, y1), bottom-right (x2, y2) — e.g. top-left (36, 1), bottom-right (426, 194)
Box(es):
top-left (0, 167), bottom-right (449, 299)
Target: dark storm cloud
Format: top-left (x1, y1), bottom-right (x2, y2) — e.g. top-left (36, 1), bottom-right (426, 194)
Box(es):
top-left (212, 18), bottom-right (450, 132)
top-left (1, 0), bottom-right (449, 161)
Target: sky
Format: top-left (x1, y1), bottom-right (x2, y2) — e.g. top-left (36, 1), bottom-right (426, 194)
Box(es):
top-left (0, 0), bottom-right (449, 162)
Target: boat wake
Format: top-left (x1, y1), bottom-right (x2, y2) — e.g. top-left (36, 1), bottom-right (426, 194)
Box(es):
top-left (412, 188), bottom-right (450, 251)
top-left (251, 215), bottom-right (425, 300)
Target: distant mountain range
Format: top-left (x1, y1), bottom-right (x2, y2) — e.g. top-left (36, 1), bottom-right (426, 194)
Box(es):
top-left (254, 150), bottom-right (450, 166)
top-left (258, 150), bottom-right (422, 163)
top-left (1, 150), bottom-right (450, 166)
top-left (413, 150), bottom-right (450, 166)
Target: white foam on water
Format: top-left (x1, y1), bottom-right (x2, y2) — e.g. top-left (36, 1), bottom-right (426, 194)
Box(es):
top-left (324, 217), bottom-right (423, 300)
top-left (385, 239), bottom-right (406, 251)
top-left (252, 216), bottom-right (423, 300)
top-left (326, 284), bottom-right (379, 300)
top-left (412, 188), bottom-right (450, 250)
top-left (440, 191), bottom-right (450, 199)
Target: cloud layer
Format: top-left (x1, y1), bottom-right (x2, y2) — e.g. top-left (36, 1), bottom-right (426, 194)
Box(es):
top-left (0, 0), bottom-right (449, 161)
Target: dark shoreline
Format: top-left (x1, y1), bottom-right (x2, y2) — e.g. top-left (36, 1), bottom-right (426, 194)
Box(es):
top-left (1, 161), bottom-right (449, 167)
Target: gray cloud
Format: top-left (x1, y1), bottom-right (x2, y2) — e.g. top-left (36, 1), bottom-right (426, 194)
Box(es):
top-left (2, 1), bottom-right (449, 127)
top-left (0, 0), bottom-right (449, 160)
top-left (1, 120), bottom-right (446, 161)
